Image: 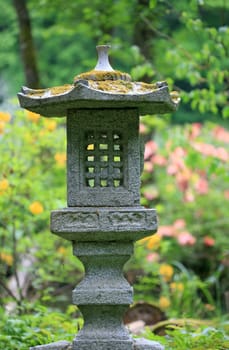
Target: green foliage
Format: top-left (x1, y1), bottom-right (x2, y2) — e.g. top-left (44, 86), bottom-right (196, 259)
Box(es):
top-left (0, 304), bottom-right (81, 350)
top-left (0, 0), bottom-right (228, 125)
top-left (0, 107), bottom-right (83, 307)
top-left (144, 325), bottom-right (229, 350)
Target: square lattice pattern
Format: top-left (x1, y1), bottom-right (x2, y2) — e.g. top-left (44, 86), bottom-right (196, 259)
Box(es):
top-left (85, 131), bottom-right (123, 188)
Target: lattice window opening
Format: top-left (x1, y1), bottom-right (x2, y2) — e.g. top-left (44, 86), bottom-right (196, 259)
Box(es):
top-left (84, 130), bottom-right (124, 188)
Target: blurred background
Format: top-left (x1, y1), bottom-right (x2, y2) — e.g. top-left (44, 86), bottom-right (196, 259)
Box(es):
top-left (0, 1), bottom-right (228, 349)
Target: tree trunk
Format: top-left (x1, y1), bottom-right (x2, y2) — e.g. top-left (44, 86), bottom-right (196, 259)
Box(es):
top-left (12, 0), bottom-right (40, 88)
top-left (133, 0), bottom-right (156, 82)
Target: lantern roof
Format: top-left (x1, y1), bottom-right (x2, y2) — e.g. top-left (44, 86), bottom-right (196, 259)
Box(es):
top-left (18, 45), bottom-right (180, 117)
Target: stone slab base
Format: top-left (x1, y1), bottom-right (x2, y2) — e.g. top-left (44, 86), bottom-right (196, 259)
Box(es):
top-left (134, 338), bottom-right (164, 350)
top-left (73, 339), bottom-right (133, 350)
top-left (30, 338), bottom-right (164, 350)
top-left (30, 340), bottom-right (71, 350)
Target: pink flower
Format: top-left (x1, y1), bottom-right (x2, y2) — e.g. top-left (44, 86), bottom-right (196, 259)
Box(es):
top-left (177, 232), bottom-right (196, 246)
top-left (189, 123), bottom-right (202, 140)
top-left (213, 126), bottom-right (229, 143)
top-left (176, 169), bottom-right (192, 192)
top-left (195, 178), bottom-right (209, 195)
top-left (224, 190), bottom-right (229, 200)
top-left (173, 147), bottom-right (186, 158)
top-left (144, 161), bottom-right (154, 172)
top-left (139, 123), bottom-right (147, 134)
top-left (152, 154), bottom-right (167, 166)
top-left (143, 187), bottom-right (158, 200)
top-left (203, 236), bottom-right (215, 247)
top-left (146, 252), bottom-right (160, 262)
top-left (192, 142), bottom-right (216, 157)
top-left (158, 225), bottom-right (175, 237)
top-left (173, 219), bottom-right (186, 230)
top-left (183, 190), bottom-right (195, 202)
top-left (144, 140), bottom-right (158, 160)
top-left (215, 147), bottom-right (228, 162)
top-left (167, 164), bottom-right (179, 175)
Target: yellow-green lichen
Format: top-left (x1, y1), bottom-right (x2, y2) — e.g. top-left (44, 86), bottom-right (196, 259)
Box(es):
top-left (27, 89), bottom-right (46, 97)
top-left (74, 70), bottom-right (131, 82)
top-left (50, 84), bottom-right (73, 95)
top-left (26, 80), bottom-right (160, 98)
top-left (88, 80), bottom-right (158, 94)
top-left (27, 84), bottom-right (73, 97)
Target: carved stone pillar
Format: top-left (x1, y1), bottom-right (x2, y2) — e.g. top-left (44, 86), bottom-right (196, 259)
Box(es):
top-left (51, 206), bottom-right (157, 350)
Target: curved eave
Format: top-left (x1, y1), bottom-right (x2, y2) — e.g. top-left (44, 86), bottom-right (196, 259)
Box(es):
top-left (17, 82), bottom-right (179, 117)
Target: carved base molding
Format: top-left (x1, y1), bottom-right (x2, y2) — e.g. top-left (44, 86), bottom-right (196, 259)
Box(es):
top-left (51, 206), bottom-right (157, 241)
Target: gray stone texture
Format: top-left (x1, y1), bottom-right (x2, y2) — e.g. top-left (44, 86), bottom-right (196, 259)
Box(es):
top-left (51, 207), bottom-right (157, 241)
top-left (73, 305), bottom-right (132, 350)
top-left (72, 242), bottom-right (133, 305)
top-left (67, 108), bottom-right (140, 207)
top-left (17, 80), bottom-right (178, 117)
top-left (133, 338), bottom-right (165, 350)
top-left (30, 340), bottom-right (71, 350)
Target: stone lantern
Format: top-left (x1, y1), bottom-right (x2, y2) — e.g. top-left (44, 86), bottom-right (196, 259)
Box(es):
top-left (18, 45), bottom-right (179, 350)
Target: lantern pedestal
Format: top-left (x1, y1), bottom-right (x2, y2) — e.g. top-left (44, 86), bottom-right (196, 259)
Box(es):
top-left (51, 207), bottom-right (162, 350)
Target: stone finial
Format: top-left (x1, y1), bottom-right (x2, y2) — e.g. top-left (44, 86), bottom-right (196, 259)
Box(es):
top-left (94, 45), bottom-right (114, 71)
top-left (74, 45), bottom-right (131, 82)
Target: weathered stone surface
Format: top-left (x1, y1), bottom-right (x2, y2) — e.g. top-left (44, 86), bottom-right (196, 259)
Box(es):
top-left (133, 338), bottom-right (165, 350)
top-left (17, 81), bottom-right (178, 117)
top-left (72, 241), bottom-right (133, 305)
top-left (72, 241), bottom-right (133, 350)
top-left (73, 339), bottom-right (132, 350)
top-left (19, 46), bottom-right (168, 350)
top-left (51, 207), bottom-right (157, 241)
top-left (67, 108), bottom-right (140, 207)
top-left (30, 340), bottom-right (71, 350)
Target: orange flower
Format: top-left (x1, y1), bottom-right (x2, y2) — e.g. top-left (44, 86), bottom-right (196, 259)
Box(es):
top-left (26, 110), bottom-right (40, 123)
top-left (57, 246), bottom-right (68, 256)
top-left (203, 236), bottom-right (215, 247)
top-left (55, 152), bottom-right (66, 167)
top-left (159, 264), bottom-right (174, 282)
top-left (0, 179), bottom-right (9, 191)
top-left (0, 179), bottom-right (9, 195)
top-left (146, 233), bottom-right (161, 249)
top-left (0, 112), bottom-right (11, 122)
top-left (170, 282), bottom-right (184, 293)
top-left (0, 121), bottom-right (5, 134)
top-left (0, 252), bottom-right (13, 266)
top-left (29, 201), bottom-right (44, 215)
top-left (159, 296), bottom-right (171, 309)
top-left (44, 120), bottom-right (57, 131)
